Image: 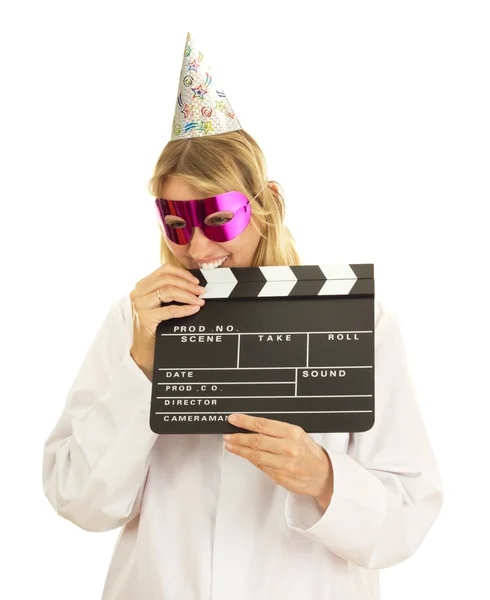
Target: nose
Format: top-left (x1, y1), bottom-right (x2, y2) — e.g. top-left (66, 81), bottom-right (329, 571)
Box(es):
top-left (188, 226), bottom-right (214, 255)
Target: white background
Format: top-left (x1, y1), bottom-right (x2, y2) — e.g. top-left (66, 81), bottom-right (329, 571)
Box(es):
top-left (1, 0), bottom-right (488, 598)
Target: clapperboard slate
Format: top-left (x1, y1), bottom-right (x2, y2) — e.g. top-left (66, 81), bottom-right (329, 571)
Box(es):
top-left (149, 264), bottom-right (375, 435)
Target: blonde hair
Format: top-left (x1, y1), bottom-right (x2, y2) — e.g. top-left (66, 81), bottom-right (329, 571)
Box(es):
top-left (148, 129), bottom-right (301, 267)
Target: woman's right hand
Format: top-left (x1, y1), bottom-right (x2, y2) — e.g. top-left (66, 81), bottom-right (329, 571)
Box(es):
top-left (129, 263), bottom-right (206, 379)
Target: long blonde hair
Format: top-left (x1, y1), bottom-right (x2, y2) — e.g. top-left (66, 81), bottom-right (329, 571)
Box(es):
top-left (148, 129), bottom-right (301, 267)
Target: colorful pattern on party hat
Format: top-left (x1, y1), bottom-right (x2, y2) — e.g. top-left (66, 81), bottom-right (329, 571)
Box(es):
top-left (170, 32), bottom-right (242, 141)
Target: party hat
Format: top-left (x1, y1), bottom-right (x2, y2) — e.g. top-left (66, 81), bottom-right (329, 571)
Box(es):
top-left (170, 32), bottom-right (242, 141)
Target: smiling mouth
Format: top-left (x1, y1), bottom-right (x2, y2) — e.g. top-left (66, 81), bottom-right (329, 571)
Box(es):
top-left (197, 255), bottom-right (229, 270)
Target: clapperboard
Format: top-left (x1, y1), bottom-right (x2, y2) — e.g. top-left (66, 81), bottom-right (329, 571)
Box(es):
top-left (149, 264), bottom-right (375, 435)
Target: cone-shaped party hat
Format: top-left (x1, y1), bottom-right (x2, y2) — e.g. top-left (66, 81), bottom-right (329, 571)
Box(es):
top-left (170, 32), bottom-right (242, 141)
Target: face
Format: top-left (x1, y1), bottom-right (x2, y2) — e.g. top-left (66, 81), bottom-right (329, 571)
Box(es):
top-left (157, 176), bottom-right (263, 270)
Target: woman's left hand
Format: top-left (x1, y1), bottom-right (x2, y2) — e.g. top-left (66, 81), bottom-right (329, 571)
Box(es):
top-left (223, 413), bottom-right (334, 510)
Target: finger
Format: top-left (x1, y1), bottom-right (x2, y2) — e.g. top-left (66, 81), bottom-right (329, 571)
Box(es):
top-left (149, 273), bottom-right (205, 299)
top-left (134, 278), bottom-right (206, 309)
top-left (157, 284), bottom-right (207, 306)
top-left (223, 432), bottom-right (293, 457)
top-left (157, 302), bottom-right (203, 321)
top-left (228, 414), bottom-right (303, 440)
top-left (138, 264), bottom-right (201, 296)
top-left (224, 442), bottom-right (286, 470)
top-left (158, 263), bottom-right (201, 285)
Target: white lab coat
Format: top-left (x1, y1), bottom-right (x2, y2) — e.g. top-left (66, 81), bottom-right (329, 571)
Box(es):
top-left (43, 293), bottom-right (444, 600)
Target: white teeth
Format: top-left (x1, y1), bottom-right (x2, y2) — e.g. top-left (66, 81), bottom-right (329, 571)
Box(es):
top-left (198, 256), bottom-right (229, 270)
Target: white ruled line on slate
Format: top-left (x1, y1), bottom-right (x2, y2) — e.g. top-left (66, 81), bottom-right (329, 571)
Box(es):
top-left (156, 394), bottom-right (373, 399)
top-left (160, 330), bottom-right (373, 336)
top-left (157, 381), bottom-right (294, 385)
top-left (158, 365), bottom-right (373, 370)
top-left (154, 410), bottom-right (374, 415)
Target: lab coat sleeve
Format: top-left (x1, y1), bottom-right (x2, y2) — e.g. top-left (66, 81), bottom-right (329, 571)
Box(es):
top-left (285, 309), bottom-right (445, 569)
top-left (42, 295), bottom-right (158, 533)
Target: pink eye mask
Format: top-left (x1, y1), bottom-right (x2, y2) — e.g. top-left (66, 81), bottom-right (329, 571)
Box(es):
top-left (155, 180), bottom-right (270, 245)
top-left (155, 190), bottom-right (251, 245)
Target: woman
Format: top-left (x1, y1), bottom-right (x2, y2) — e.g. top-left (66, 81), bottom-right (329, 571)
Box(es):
top-left (43, 128), bottom-right (444, 599)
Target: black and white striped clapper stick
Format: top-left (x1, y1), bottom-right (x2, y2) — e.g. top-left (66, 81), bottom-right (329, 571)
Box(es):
top-left (150, 264), bottom-right (375, 435)
top-left (190, 263), bottom-right (374, 299)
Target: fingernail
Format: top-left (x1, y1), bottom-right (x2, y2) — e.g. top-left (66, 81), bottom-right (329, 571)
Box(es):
top-left (228, 415), bottom-right (237, 423)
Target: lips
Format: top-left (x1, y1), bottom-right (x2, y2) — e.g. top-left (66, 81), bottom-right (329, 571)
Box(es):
top-left (197, 255), bottom-right (229, 270)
